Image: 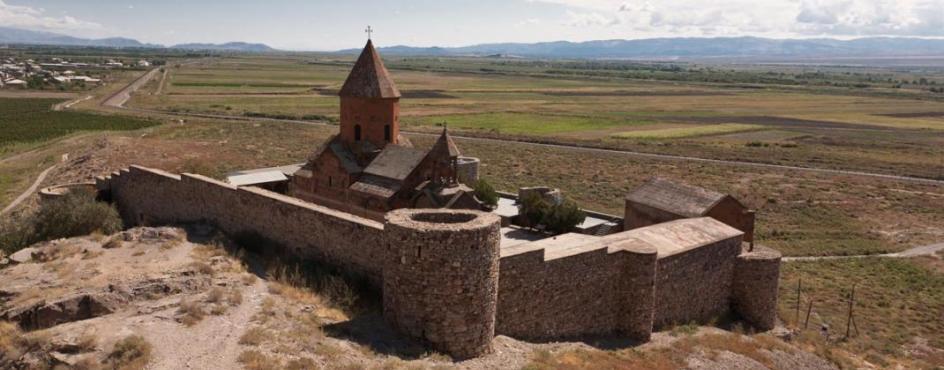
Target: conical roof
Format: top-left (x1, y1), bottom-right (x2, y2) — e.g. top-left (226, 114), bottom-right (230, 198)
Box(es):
top-left (338, 40), bottom-right (401, 98)
top-left (430, 127), bottom-right (461, 158)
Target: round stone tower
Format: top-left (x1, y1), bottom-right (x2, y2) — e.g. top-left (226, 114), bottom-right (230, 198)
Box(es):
top-left (732, 245), bottom-right (782, 330)
top-left (383, 209), bottom-right (501, 359)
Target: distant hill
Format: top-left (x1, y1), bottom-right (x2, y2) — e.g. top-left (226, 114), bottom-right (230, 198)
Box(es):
top-left (169, 42), bottom-right (276, 52)
top-left (0, 27), bottom-right (276, 52)
top-left (0, 26), bottom-right (160, 48)
top-left (341, 37), bottom-right (944, 60)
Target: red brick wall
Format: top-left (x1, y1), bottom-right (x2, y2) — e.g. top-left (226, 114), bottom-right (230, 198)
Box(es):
top-left (706, 197), bottom-right (755, 243)
top-left (339, 96), bottom-right (399, 148)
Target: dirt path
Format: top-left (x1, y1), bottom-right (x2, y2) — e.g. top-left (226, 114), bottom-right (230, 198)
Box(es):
top-left (102, 67), bottom-right (161, 108)
top-left (0, 161), bottom-right (58, 217)
top-left (783, 241), bottom-right (944, 261)
top-left (147, 279), bottom-right (266, 370)
top-left (156, 68), bottom-right (169, 95)
top-left (53, 95), bottom-right (93, 111)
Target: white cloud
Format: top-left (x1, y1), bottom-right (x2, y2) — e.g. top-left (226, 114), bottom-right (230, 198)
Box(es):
top-left (794, 0), bottom-right (944, 36)
top-left (564, 10), bottom-right (620, 27)
top-left (529, 0), bottom-right (944, 37)
top-left (0, 0), bottom-right (102, 31)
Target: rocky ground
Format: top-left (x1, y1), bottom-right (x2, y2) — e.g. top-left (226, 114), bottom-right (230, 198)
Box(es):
top-left (0, 225), bottom-right (843, 370)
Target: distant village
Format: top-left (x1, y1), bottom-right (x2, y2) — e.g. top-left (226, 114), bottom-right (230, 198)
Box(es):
top-left (0, 56), bottom-right (155, 89)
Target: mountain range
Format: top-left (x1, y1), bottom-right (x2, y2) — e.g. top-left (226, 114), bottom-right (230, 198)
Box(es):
top-left (0, 27), bottom-right (275, 52)
top-left (5, 26), bottom-right (944, 59)
top-left (346, 37), bottom-right (944, 59)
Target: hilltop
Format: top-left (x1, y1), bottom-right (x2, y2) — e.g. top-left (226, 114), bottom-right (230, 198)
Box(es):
top-left (0, 27), bottom-right (276, 52)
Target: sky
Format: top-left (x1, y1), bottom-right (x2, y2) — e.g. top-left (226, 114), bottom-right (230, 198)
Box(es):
top-left (2, 0), bottom-right (943, 50)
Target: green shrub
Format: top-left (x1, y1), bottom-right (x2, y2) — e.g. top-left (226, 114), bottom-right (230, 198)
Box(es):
top-left (519, 191), bottom-right (551, 228)
top-left (519, 192), bottom-right (586, 234)
top-left (0, 189), bottom-right (122, 255)
top-left (543, 199), bottom-right (586, 235)
top-left (473, 179), bottom-right (499, 206)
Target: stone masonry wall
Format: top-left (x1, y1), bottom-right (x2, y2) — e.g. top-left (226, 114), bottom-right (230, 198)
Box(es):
top-left (100, 166), bottom-right (386, 284)
top-left (652, 235), bottom-right (743, 328)
top-left (732, 245), bottom-right (782, 330)
top-left (383, 209), bottom-right (501, 359)
top-left (97, 166), bottom-right (781, 358)
top-left (496, 237), bottom-right (658, 341)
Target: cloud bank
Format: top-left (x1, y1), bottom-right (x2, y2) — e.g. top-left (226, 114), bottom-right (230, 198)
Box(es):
top-left (539, 0), bottom-right (944, 37)
top-left (0, 0), bottom-right (102, 32)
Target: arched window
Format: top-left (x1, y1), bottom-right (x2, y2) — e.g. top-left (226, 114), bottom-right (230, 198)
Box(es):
top-left (384, 124), bottom-right (391, 142)
top-left (354, 125), bottom-right (362, 141)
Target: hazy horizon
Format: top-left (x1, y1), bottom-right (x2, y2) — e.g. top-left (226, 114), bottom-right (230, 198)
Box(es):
top-left (2, 0), bottom-right (943, 51)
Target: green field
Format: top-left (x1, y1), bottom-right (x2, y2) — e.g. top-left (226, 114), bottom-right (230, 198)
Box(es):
top-left (0, 98), bottom-right (158, 153)
top-left (613, 123), bottom-right (763, 139)
top-left (125, 55), bottom-right (944, 180)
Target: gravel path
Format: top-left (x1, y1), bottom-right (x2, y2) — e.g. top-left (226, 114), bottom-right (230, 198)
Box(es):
top-left (783, 241), bottom-right (944, 262)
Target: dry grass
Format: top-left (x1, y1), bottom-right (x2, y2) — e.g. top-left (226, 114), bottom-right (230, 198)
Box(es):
top-left (237, 350), bottom-right (281, 370)
top-left (189, 261), bottom-right (215, 276)
top-left (82, 249), bottom-right (105, 260)
top-left (523, 348), bottom-right (680, 370)
top-left (177, 299), bottom-right (206, 326)
top-left (780, 258), bottom-right (944, 368)
top-left (159, 239), bottom-right (181, 250)
top-left (676, 333), bottom-right (787, 368)
top-left (312, 342), bottom-right (343, 360)
top-left (0, 321), bottom-right (46, 365)
top-left (239, 327), bottom-right (271, 346)
top-left (266, 264), bottom-right (359, 315)
top-left (523, 331), bottom-right (796, 370)
top-left (207, 286), bottom-right (226, 303)
top-left (191, 243), bottom-right (227, 261)
top-left (105, 335), bottom-right (152, 370)
top-left (284, 357), bottom-right (319, 370)
top-left (102, 238), bottom-right (124, 249)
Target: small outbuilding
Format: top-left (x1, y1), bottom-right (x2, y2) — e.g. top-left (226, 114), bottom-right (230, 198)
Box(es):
top-left (2, 79), bottom-right (27, 89)
top-left (624, 177), bottom-right (755, 245)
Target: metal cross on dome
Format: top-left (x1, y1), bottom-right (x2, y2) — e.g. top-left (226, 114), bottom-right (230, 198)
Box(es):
top-left (365, 25), bottom-right (373, 40)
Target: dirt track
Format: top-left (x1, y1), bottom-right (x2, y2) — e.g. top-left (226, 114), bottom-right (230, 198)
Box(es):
top-left (102, 67), bottom-right (161, 108)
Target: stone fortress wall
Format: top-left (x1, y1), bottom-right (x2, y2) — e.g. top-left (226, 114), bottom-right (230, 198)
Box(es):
top-left (95, 165), bottom-right (781, 359)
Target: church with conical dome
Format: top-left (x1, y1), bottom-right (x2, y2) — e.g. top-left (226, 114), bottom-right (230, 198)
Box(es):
top-left (289, 39), bottom-right (485, 220)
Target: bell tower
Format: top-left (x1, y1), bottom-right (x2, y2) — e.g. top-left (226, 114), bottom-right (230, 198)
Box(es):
top-left (337, 36), bottom-right (401, 149)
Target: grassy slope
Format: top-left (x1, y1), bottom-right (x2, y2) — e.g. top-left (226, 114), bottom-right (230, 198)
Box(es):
top-left (780, 258), bottom-right (944, 368)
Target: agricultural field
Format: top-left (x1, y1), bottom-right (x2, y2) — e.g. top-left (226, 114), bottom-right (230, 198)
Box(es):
top-left (127, 54), bottom-right (944, 179)
top-left (0, 98), bottom-right (158, 154)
